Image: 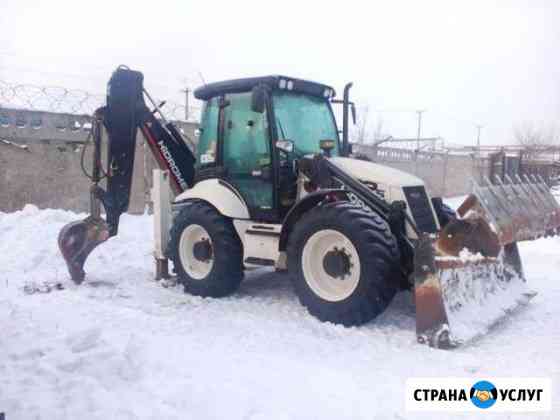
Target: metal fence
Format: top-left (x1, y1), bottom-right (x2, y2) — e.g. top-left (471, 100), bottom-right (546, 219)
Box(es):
top-left (0, 80), bottom-right (199, 122)
top-left (488, 150), bottom-right (560, 186)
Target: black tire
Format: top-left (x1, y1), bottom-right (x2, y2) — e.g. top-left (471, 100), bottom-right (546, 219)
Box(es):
top-left (168, 201), bottom-right (244, 297)
top-left (287, 201), bottom-right (400, 326)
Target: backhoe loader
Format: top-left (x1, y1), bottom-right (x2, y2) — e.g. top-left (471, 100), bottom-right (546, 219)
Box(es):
top-left (58, 66), bottom-right (560, 348)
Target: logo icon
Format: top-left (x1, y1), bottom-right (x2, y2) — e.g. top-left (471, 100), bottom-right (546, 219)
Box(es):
top-left (470, 380), bottom-right (498, 409)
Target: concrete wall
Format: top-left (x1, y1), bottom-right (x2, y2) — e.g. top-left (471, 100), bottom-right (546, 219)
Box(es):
top-left (1, 107), bottom-right (488, 213)
top-left (353, 144), bottom-right (488, 197)
top-left (0, 108), bottom-right (196, 213)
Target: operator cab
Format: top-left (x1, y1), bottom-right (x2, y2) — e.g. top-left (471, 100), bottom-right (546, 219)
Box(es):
top-left (194, 76), bottom-right (342, 222)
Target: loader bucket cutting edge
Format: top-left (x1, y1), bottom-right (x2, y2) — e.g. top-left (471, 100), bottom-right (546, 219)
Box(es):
top-left (58, 216), bottom-right (110, 284)
top-left (414, 176), bottom-right (559, 348)
top-left (414, 234), bottom-right (534, 348)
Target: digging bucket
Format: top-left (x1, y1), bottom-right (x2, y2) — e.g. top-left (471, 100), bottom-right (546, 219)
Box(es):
top-left (58, 187), bottom-right (110, 284)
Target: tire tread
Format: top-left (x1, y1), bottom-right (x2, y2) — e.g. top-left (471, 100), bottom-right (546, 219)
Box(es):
top-left (169, 201), bottom-right (243, 297)
top-left (287, 201), bottom-right (400, 326)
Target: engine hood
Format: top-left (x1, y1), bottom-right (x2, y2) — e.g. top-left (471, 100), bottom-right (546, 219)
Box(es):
top-left (329, 156), bottom-right (424, 187)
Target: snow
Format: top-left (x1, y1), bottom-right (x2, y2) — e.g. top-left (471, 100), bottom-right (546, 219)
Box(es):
top-left (1, 202), bottom-right (559, 419)
top-left (440, 257), bottom-right (531, 344)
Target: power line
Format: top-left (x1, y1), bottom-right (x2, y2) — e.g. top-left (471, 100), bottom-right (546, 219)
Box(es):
top-left (371, 108), bottom-right (418, 113)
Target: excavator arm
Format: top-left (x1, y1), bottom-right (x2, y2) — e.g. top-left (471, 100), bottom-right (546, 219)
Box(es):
top-left (58, 67), bottom-right (196, 283)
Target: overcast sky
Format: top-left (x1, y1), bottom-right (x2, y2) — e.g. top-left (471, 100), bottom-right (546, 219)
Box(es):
top-left (2, 0), bottom-right (559, 147)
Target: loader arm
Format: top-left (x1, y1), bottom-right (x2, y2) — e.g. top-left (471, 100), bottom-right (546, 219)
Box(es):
top-left (58, 66), bottom-right (196, 283)
top-left (297, 154), bottom-right (416, 277)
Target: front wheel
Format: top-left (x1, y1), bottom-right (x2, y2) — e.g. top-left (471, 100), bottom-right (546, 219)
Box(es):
top-left (287, 202), bottom-right (400, 326)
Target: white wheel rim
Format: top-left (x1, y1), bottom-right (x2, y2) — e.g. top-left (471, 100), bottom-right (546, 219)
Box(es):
top-left (179, 224), bottom-right (214, 280)
top-left (301, 229), bottom-right (361, 302)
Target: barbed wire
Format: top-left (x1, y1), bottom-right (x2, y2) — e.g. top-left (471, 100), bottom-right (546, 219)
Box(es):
top-left (0, 80), bottom-right (200, 122)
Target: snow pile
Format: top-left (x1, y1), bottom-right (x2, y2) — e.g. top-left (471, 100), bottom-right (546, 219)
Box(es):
top-left (1, 202), bottom-right (560, 419)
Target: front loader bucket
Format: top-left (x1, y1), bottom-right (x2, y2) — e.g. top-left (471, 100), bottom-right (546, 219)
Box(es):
top-left (58, 215), bottom-right (110, 284)
top-left (414, 176), bottom-right (560, 348)
top-left (414, 234), bottom-right (533, 348)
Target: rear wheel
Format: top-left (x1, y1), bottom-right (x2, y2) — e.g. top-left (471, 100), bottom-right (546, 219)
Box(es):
top-left (169, 201), bottom-right (244, 297)
top-left (287, 202), bottom-right (400, 326)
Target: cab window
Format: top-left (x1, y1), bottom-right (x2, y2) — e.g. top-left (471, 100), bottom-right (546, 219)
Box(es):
top-left (222, 92), bottom-right (273, 210)
top-left (196, 98), bottom-right (219, 166)
top-left (273, 91), bottom-right (339, 156)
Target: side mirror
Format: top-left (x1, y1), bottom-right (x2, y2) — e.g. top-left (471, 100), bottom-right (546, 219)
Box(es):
top-left (251, 85), bottom-right (266, 113)
top-left (351, 103), bottom-right (356, 125)
top-left (276, 139), bottom-right (294, 153)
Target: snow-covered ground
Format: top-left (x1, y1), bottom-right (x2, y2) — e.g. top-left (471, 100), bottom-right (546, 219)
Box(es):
top-left (1, 201), bottom-right (559, 419)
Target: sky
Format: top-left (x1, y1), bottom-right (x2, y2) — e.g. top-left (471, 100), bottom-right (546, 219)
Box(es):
top-left (2, 0), bottom-right (559, 147)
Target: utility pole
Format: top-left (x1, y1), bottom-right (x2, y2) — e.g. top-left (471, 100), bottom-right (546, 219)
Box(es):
top-left (414, 110), bottom-right (426, 174)
top-left (416, 110), bottom-right (426, 153)
top-left (182, 88), bottom-right (190, 121)
top-left (475, 124), bottom-right (483, 180)
top-left (476, 124), bottom-right (483, 154)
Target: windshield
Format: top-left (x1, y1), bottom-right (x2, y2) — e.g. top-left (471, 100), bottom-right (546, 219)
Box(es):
top-left (272, 91), bottom-right (340, 156)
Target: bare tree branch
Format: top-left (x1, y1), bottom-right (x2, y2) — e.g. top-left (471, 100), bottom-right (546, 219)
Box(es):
top-left (514, 122), bottom-right (559, 159)
top-left (353, 105), bottom-right (370, 144)
top-left (373, 116), bottom-right (385, 142)
top-left (351, 105), bottom-right (388, 144)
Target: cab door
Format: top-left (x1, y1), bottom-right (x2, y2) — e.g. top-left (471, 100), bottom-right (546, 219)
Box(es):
top-left (221, 92), bottom-right (276, 221)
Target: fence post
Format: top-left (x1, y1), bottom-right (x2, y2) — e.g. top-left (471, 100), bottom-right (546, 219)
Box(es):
top-left (442, 151), bottom-right (449, 197)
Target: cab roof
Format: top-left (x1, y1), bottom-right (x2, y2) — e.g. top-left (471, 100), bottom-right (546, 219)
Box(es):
top-left (194, 75), bottom-right (335, 101)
